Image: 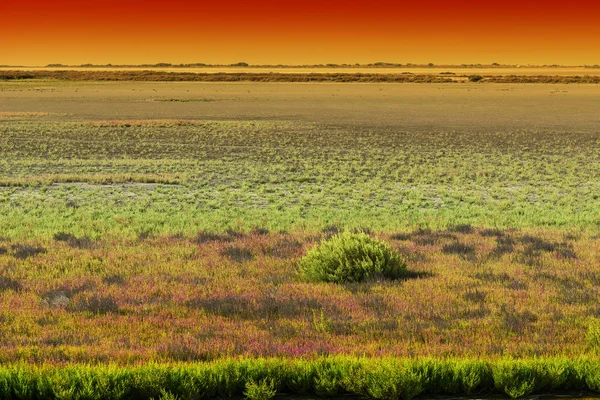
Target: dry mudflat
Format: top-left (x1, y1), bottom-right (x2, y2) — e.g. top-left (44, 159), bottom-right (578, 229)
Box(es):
top-left (1, 80), bottom-right (599, 129)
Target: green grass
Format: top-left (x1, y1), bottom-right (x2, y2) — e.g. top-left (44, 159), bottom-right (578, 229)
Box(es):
top-left (2, 82), bottom-right (600, 397)
top-left (1, 116), bottom-right (600, 239)
top-left (2, 357), bottom-right (600, 399)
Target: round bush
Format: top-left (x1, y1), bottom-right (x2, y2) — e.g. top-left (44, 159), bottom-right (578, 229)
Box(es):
top-left (299, 232), bottom-right (407, 283)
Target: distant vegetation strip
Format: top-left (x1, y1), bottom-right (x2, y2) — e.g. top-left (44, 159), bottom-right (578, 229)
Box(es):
top-left (0, 112), bottom-right (59, 117)
top-left (2, 70), bottom-right (600, 83)
top-left (0, 173), bottom-right (183, 186)
top-left (2, 357), bottom-right (600, 399)
top-left (18, 62), bottom-right (600, 68)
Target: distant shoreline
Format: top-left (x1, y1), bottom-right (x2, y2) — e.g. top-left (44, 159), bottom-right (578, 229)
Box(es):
top-left (1, 69), bottom-right (600, 83)
top-left (2, 63), bottom-right (599, 68)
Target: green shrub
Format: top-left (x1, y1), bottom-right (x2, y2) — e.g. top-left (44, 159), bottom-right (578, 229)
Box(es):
top-left (453, 360), bottom-right (491, 394)
top-left (469, 75), bottom-right (484, 82)
top-left (154, 389), bottom-right (180, 400)
top-left (363, 360), bottom-right (428, 400)
top-left (585, 360), bottom-right (600, 392)
top-left (492, 360), bottom-right (537, 398)
top-left (244, 378), bottom-right (277, 400)
top-left (212, 361), bottom-right (244, 398)
top-left (312, 360), bottom-right (348, 397)
top-left (587, 318), bottom-right (600, 350)
top-left (0, 369), bottom-right (10, 398)
top-left (299, 232), bottom-right (406, 283)
top-left (283, 361), bottom-right (314, 394)
top-left (3, 358), bottom-right (600, 399)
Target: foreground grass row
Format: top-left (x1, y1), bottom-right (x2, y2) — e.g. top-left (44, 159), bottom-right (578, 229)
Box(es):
top-left (3, 357), bottom-right (600, 399)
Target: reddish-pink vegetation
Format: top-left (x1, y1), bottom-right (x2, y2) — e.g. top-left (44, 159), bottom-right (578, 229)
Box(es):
top-left (0, 227), bottom-right (598, 364)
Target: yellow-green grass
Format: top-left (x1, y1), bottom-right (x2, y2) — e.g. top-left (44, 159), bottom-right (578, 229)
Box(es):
top-left (3, 357), bottom-right (600, 399)
top-left (1, 113), bottom-right (599, 238)
top-left (1, 81), bottom-right (600, 393)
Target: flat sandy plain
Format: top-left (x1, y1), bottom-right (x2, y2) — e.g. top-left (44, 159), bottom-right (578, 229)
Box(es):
top-left (2, 80), bottom-right (599, 128)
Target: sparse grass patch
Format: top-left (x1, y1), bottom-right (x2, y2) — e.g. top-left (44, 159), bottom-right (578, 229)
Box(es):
top-left (53, 232), bottom-right (95, 249)
top-left (0, 276), bottom-right (22, 292)
top-left (10, 244), bottom-right (46, 259)
top-left (220, 246), bottom-right (254, 263)
top-left (441, 242), bottom-right (476, 259)
top-left (448, 224), bottom-right (474, 234)
top-left (480, 228), bottom-right (505, 237)
top-left (66, 293), bottom-right (120, 315)
top-left (0, 111), bottom-right (55, 117)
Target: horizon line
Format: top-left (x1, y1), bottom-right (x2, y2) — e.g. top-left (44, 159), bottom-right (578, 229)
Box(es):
top-left (2, 62), bottom-right (600, 69)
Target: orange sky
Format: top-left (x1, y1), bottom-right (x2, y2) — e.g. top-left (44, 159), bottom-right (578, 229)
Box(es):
top-left (1, 0), bottom-right (599, 66)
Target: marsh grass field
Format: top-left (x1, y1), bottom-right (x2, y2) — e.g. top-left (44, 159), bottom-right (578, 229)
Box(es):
top-left (1, 78), bottom-right (600, 398)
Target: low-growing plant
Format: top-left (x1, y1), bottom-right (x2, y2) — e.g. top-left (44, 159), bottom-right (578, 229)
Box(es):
top-left (480, 228), bottom-right (505, 237)
top-left (0, 358), bottom-right (600, 399)
top-left (66, 294), bottom-right (120, 315)
top-left (10, 243), bottom-right (47, 259)
top-left (194, 230), bottom-right (227, 244)
top-left (220, 246), bottom-right (254, 263)
top-left (313, 360), bottom-right (347, 397)
top-left (441, 242), bottom-right (476, 259)
top-left (363, 360), bottom-right (428, 400)
top-left (250, 226), bottom-right (270, 236)
top-left (298, 232), bottom-right (407, 283)
top-left (244, 378), bottom-right (277, 400)
top-left (284, 362), bottom-right (315, 394)
top-left (448, 224), bottom-right (474, 234)
top-left (312, 309), bottom-right (333, 333)
top-left (587, 318), bottom-right (600, 351)
top-left (492, 360), bottom-right (537, 398)
top-left (54, 232), bottom-right (95, 249)
top-left (0, 276), bottom-right (22, 292)
top-left (453, 360), bottom-right (491, 394)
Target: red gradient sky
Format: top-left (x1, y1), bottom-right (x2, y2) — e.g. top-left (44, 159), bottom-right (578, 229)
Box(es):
top-left (1, 0), bottom-right (599, 66)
